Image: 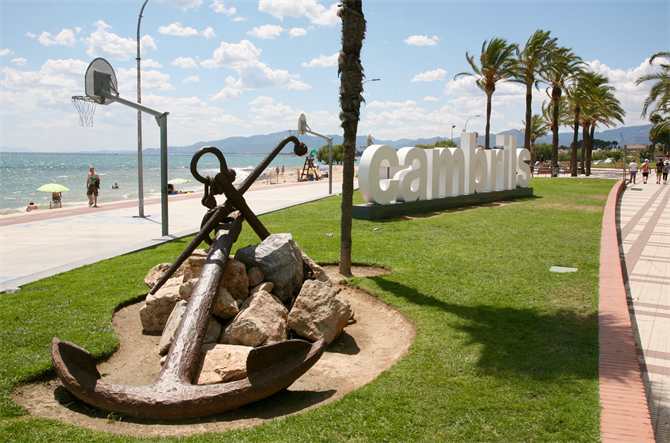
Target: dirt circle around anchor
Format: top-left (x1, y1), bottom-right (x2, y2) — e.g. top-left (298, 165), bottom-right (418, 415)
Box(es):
top-left (13, 265), bottom-right (414, 438)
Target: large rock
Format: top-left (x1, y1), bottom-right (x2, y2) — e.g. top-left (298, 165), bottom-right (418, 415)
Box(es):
top-left (247, 267), bottom-right (264, 287)
top-left (181, 249), bottom-right (209, 282)
top-left (144, 263), bottom-right (185, 289)
top-left (219, 291), bottom-right (289, 347)
top-left (221, 259), bottom-right (249, 300)
top-left (301, 251), bottom-right (331, 285)
top-left (212, 287), bottom-right (239, 319)
top-left (288, 280), bottom-right (351, 344)
top-left (234, 234), bottom-right (304, 302)
top-left (193, 344), bottom-right (252, 385)
top-left (249, 281), bottom-right (274, 296)
top-left (139, 277), bottom-right (182, 332)
top-left (159, 301), bottom-right (222, 355)
top-left (179, 278), bottom-right (198, 301)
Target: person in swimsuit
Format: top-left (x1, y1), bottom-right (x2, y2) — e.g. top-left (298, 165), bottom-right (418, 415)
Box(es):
top-left (87, 166), bottom-right (100, 207)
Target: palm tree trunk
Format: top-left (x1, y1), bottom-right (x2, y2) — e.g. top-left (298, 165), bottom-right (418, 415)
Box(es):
top-left (485, 92), bottom-right (492, 149)
top-left (524, 84), bottom-right (532, 155)
top-left (551, 87), bottom-right (561, 177)
top-left (581, 124), bottom-right (587, 173)
top-left (571, 106), bottom-right (579, 176)
top-left (586, 124), bottom-right (595, 176)
top-left (337, 0), bottom-right (366, 277)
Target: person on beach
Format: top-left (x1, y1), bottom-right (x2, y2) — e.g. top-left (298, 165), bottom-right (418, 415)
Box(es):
top-left (112, 183), bottom-right (119, 189)
top-left (281, 166), bottom-right (285, 175)
top-left (656, 161), bottom-right (664, 184)
top-left (641, 159), bottom-right (650, 184)
top-left (87, 166), bottom-right (100, 207)
top-left (26, 202), bottom-right (39, 212)
top-left (629, 160), bottom-right (638, 184)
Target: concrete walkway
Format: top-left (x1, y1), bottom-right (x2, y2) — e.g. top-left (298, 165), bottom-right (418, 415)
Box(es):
top-left (0, 180), bottom-right (344, 292)
top-left (619, 177), bottom-right (670, 443)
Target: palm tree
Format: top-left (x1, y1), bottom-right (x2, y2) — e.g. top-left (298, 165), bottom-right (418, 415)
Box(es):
top-left (454, 38), bottom-right (518, 149)
top-left (539, 46), bottom-right (584, 176)
top-left (541, 95), bottom-right (571, 164)
top-left (636, 51), bottom-right (670, 118)
top-left (521, 113), bottom-right (549, 162)
top-left (512, 29), bottom-right (557, 154)
top-left (580, 82), bottom-right (625, 175)
top-left (337, 0), bottom-right (366, 277)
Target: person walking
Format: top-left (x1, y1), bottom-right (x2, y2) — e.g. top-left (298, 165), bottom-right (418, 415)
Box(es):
top-left (656, 160), bottom-right (664, 184)
top-left (629, 159), bottom-right (638, 184)
top-left (87, 166), bottom-right (100, 207)
top-left (663, 160), bottom-right (669, 185)
top-left (641, 159), bottom-right (650, 184)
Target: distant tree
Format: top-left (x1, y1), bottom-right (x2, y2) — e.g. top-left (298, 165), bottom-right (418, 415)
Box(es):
top-left (416, 139), bottom-right (458, 149)
top-left (534, 142), bottom-right (553, 161)
top-left (316, 144), bottom-right (344, 164)
top-left (337, 0), bottom-right (366, 277)
top-left (521, 113), bottom-right (549, 162)
top-left (539, 46), bottom-right (584, 176)
top-left (512, 29), bottom-right (557, 154)
top-left (454, 37), bottom-right (518, 149)
top-left (649, 113), bottom-right (670, 154)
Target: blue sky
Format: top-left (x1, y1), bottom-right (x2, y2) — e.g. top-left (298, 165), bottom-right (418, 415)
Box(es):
top-left (1, 0), bottom-right (669, 153)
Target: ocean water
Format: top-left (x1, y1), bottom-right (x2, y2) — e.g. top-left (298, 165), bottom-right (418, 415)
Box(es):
top-left (0, 152), bottom-right (307, 215)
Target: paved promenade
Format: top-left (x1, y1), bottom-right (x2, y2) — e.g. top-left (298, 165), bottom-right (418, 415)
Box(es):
top-left (0, 180), bottom-right (344, 292)
top-left (619, 177), bottom-right (670, 443)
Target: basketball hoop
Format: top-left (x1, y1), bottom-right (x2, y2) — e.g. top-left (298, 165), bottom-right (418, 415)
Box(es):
top-left (72, 95), bottom-right (98, 127)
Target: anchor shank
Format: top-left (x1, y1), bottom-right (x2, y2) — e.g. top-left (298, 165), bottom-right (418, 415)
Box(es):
top-left (160, 211), bottom-right (244, 384)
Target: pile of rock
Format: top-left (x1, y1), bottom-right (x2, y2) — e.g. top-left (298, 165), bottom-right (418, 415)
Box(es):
top-left (141, 233), bottom-right (351, 385)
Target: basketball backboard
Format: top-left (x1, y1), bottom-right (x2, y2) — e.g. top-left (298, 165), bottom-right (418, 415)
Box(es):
top-left (85, 58), bottom-right (118, 105)
top-left (298, 114), bottom-right (308, 135)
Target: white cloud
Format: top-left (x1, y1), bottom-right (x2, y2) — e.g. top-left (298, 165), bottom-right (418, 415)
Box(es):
top-left (182, 75), bottom-right (200, 84)
top-left (248, 95), bottom-right (274, 106)
top-left (211, 76), bottom-right (242, 100)
top-left (367, 100), bottom-right (417, 109)
top-left (424, 96), bottom-right (440, 102)
top-left (158, 22), bottom-right (198, 36)
top-left (172, 57), bottom-right (198, 69)
top-left (12, 58), bottom-right (27, 66)
top-left (411, 68), bottom-right (447, 83)
top-left (211, 0), bottom-right (236, 15)
top-left (37, 29), bottom-right (76, 47)
top-left (232, 17), bottom-right (247, 22)
top-left (142, 59), bottom-right (162, 68)
top-left (302, 52), bottom-right (338, 68)
top-left (1, 48), bottom-right (15, 56)
top-left (25, 32), bottom-right (36, 38)
top-left (258, 0), bottom-right (340, 27)
top-left (201, 27), bottom-right (216, 39)
top-left (84, 21), bottom-right (156, 61)
top-left (404, 35), bottom-right (439, 46)
top-left (289, 27), bottom-right (308, 37)
top-left (116, 67), bottom-right (174, 92)
top-left (159, 0), bottom-right (202, 11)
top-left (247, 24), bottom-right (284, 40)
top-left (201, 39), bottom-right (310, 91)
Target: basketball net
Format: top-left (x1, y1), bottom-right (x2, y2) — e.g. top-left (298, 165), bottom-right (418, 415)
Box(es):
top-left (71, 96), bottom-right (97, 127)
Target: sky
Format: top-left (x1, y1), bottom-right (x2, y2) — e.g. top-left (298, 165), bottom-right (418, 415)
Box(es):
top-left (1, 0), bottom-right (669, 153)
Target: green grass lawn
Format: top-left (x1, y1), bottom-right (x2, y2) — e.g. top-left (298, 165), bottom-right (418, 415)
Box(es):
top-left (0, 178), bottom-right (615, 442)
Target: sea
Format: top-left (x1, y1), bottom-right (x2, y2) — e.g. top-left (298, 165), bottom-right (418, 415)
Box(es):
top-left (0, 152), bottom-right (308, 215)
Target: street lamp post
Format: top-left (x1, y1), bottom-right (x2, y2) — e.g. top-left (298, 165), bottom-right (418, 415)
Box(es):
top-left (135, 0), bottom-right (149, 218)
top-left (463, 114), bottom-right (481, 132)
top-left (363, 78), bottom-right (380, 85)
top-left (451, 124), bottom-right (456, 141)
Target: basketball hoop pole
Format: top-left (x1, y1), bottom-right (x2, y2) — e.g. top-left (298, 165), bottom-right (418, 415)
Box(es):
top-left (101, 90), bottom-right (170, 236)
top-left (297, 114), bottom-right (333, 194)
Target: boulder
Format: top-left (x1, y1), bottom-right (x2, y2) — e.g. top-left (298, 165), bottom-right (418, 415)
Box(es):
top-left (144, 263), bottom-right (185, 289)
top-left (221, 259), bottom-right (249, 300)
top-left (181, 249), bottom-right (209, 282)
top-left (219, 290), bottom-right (289, 347)
top-left (158, 300), bottom-right (188, 355)
top-left (300, 251), bottom-right (331, 285)
top-left (193, 344), bottom-right (252, 385)
top-left (212, 287), bottom-right (239, 320)
top-left (234, 234), bottom-right (304, 302)
top-left (288, 280), bottom-right (351, 344)
top-left (247, 267), bottom-right (264, 287)
top-left (179, 278), bottom-right (198, 301)
top-left (139, 277), bottom-right (182, 332)
top-left (249, 281), bottom-right (274, 296)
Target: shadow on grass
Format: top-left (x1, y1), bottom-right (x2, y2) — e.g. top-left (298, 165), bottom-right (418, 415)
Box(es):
top-left (370, 276), bottom-right (598, 381)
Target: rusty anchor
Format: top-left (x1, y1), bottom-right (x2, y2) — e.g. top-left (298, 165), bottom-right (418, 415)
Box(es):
top-left (50, 136), bottom-right (326, 420)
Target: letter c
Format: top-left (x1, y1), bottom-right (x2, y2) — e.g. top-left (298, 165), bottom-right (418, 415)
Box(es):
top-left (359, 145), bottom-right (399, 205)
